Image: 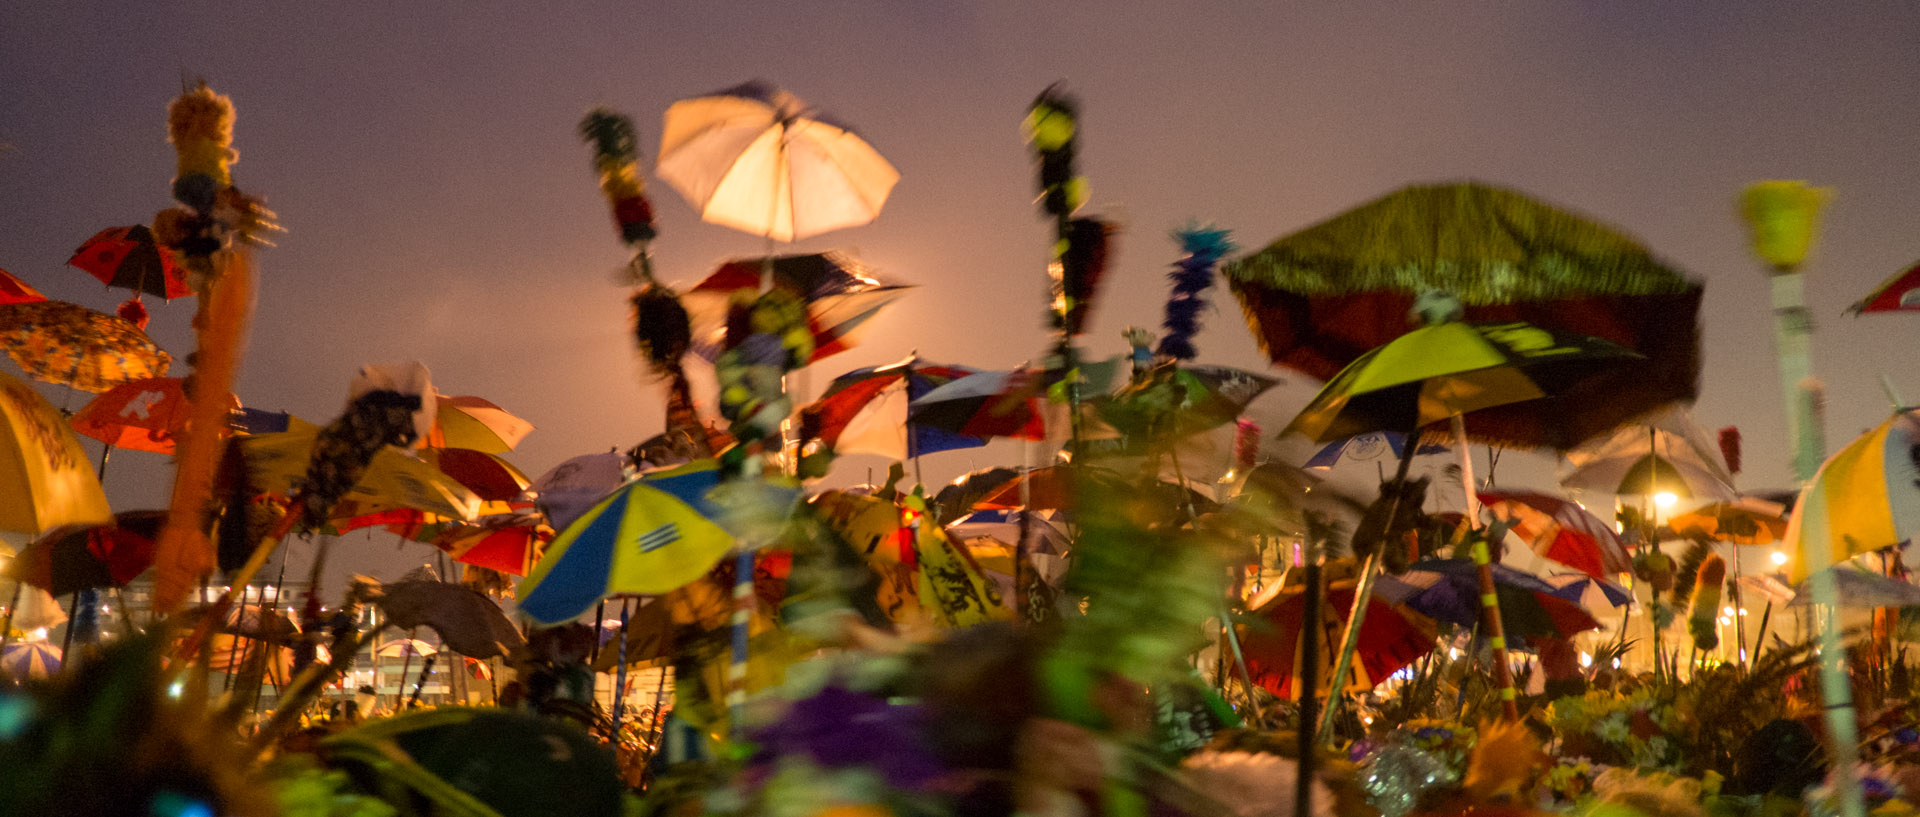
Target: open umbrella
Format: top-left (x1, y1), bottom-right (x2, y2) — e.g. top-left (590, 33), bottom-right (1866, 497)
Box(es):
top-left (0, 269), bottom-right (47, 306)
top-left (1302, 431), bottom-right (1446, 470)
top-left (69, 376), bottom-right (239, 455)
top-left (433, 515), bottom-right (549, 577)
top-left (907, 367), bottom-right (1048, 441)
top-left (1788, 568), bottom-right (1920, 609)
top-left (1097, 364), bottom-right (1280, 441)
top-left (421, 447), bottom-right (529, 502)
top-left (67, 225), bottom-right (190, 301)
top-left (1374, 559), bottom-right (1604, 644)
top-left (426, 394), bottom-right (533, 453)
top-left (1542, 573), bottom-right (1634, 613)
top-left (1780, 409), bottom-right (1920, 581)
top-left (1478, 490), bottom-right (1630, 580)
top-left (1226, 182), bottom-right (1701, 449)
top-left (375, 638), bottom-right (438, 659)
top-left (0, 301), bottom-right (170, 393)
top-left (1559, 407), bottom-right (1736, 501)
top-left (12, 510), bottom-right (164, 596)
top-left (528, 450), bottom-right (629, 533)
top-left (374, 579), bottom-right (526, 660)
top-left (517, 460), bottom-right (736, 624)
top-left (238, 425), bottom-right (483, 523)
top-left (1, 641), bottom-right (61, 678)
top-left (1667, 497), bottom-right (1789, 544)
top-left (1238, 563), bottom-right (1436, 699)
top-left (0, 370), bottom-right (112, 536)
top-left (682, 252), bottom-right (911, 364)
top-left (1849, 259), bottom-right (1920, 315)
top-left (801, 354), bottom-right (987, 460)
top-left (656, 80), bottom-right (900, 243)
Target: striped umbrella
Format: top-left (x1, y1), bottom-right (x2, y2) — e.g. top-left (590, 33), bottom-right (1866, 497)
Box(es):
top-left (801, 354), bottom-right (986, 459)
top-left (375, 638), bottom-right (438, 659)
top-left (1238, 568), bottom-right (1436, 700)
top-left (1480, 490), bottom-right (1631, 580)
top-left (1781, 409), bottom-right (1920, 581)
top-left (1375, 559), bottom-right (1603, 645)
top-left (1, 641), bottom-right (61, 679)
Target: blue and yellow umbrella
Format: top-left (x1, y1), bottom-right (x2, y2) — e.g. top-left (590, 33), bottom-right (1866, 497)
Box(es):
top-left (518, 460), bottom-right (733, 624)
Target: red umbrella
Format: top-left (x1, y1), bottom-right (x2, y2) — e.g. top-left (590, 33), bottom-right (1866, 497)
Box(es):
top-left (67, 225), bottom-right (190, 300)
top-left (434, 517), bottom-right (550, 577)
top-left (1479, 490), bottom-right (1631, 579)
top-left (682, 252), bottom-right (911, 364)
top-left (0, 269), bottom-right (47, 306)
top-left (906, 367), bottom-right (1048, 441)
top-left (1239, 570), bottom-right (1436, 699)
top-left (423, 448), bottom-right (530, 502)
top-left (12, 510), bottom-right (164, 595)
top-left (69, 376), bottom-right (237, 454)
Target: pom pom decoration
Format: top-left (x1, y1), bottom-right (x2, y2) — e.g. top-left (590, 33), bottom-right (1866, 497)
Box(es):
top-left (1718, 426), bottom-right (1742, 475)
top-left (1156, 225), bottom-right (1235, 361)
top-left (1024, 86), bottom-right (1083, 219)
top-left (167, 82), bottom-right (237, 198)
top-left (716, 289), bottom-right (811, 450)
top-left (1687, 553), bottom-right (1726, 651)
top-left (1231, 418), bottom-right (1261, 476)
top-left (116, 297), bottom-right (150, 330)
top-left (630, 284), bottom-right (693, 378)
top-left (579, 108), bottom-right (658, 248)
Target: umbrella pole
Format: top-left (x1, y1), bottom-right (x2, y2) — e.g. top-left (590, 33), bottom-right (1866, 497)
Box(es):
top-left (1295, 546), bottom-right (1322, 817)
top-left (1015, 434), bottom-right (1034, 623)
top-left (1730, 543), bottom-right (1749, 665)
top-left (1753, 601), bottom-right (1774, 663)
top-left (97, 442), bottom-right (113, 484)
top-left (1318, 428), bottom-right (1422, 739)
top-left (613, 599), bottom-right (632, 739)
top-left (1451, 415), bottom-right (1518, 721)
top-left (0, 579), bottom-right (21, 656)
top-left (396, 628), bottom-right (415, 710)
top-left (59, 592), bottom-right (79, 657)
top-left (727, 548), bottom-right (753, 731)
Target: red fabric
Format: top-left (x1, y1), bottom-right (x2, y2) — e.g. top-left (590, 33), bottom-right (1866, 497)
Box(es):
top-left (428, 448), bottom-right (526, 502)
top-left (1240, 585), bottom-right (1434, 699)
top-left (0, 269), bottom-right (47, 305)
top-left (1855, 262), bottom-right (1920, 313)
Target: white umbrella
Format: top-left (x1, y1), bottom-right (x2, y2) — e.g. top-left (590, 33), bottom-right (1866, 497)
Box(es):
top-left (1559, 406), bottom-right (1736, 501)
top-left (657, 81), bottom-right (899, 243)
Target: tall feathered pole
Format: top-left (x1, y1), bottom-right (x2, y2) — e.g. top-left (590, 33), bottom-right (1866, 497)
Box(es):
top-left (1156, 226), bottom-right (1234, 362)
top-left (1025, 86), bottom-right (1112, 451)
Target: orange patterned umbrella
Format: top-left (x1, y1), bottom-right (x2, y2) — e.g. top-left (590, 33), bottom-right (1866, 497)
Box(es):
top-left (0, 301), bottom-right (170, 393)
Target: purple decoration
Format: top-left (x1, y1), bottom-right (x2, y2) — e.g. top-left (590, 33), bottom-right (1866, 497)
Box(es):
top-left (1156, 226), bottom-right (1235, 361)
top-left (750, 684), bottom-right (947, 790)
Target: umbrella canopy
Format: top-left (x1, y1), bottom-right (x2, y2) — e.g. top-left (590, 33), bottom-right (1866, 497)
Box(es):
top-left (802, 354), bottom-right (987, 459)
top-left (426, 394), bottom-right (533, 453)
top-left (1666, 497), bottom-right (1790, 545)
top-left (433, 515), bottom-right (549, 577)
top-left (1781, 410), bottom-right (1920, 580)
top-left (1375, 559), bottom-right (1604, 643)
top-left (656, 80), bottom-right (900, 243)
top-left (810, 489), bottom-right (1004, 629)
top-left (1284, 319), bottom-right (1641, 448)
top-left (375, 638), bottom-right (438, 659)
top-left (0, 371), bottom-right (112, 535)
top-left (1239, 566), bottom-right (1437, 699)
top-left (1, 642), bottom-right (61, 679)
top-left (239, 425), bottom-right (483, 523)
top-left (0, 269), bottom-right (47, 306)
top-left (528, 450), bottom-right (629, 533)
top-left (945, 508), bottom-right (1072, 557)
top-left (683, 252), bottom-right (911, 364)
top-left (1097, 364), bottom-right (1280, 441)
top-left (1849, 260), bottom-right (1920, 315)
top-left (1788, 568), bottom-right (1920, 609)
top-left (1542, 573), bottom-right (1634, 613)
top-left (1479, 490), bottom-right (1631, 579)
top-left (374, 580), bottom-right (527, 660)
top-left (69, 376), bottom-right (237, 454)
top-left (1559, 407), bottom-right (1736, 500)
top-left (322, 708), bottom-right (625, 817)
top-left (930, 466), bottom-right (1021, 524)
top-left (1227, 182), bottom-right (1701, 447)
top-left (1303, 431), bottom-right (1447, 470)
top-left (67, 225), bottom-right (190, 300)
top-left (518, 460), bottom-right (736, 624)
top-left (0, 301), bottom-right (170, 393)
top-left (907, 367), bottom-right (1048, 441)
top-left (12, 510), bottom-right (164, 596)
top-left (422, 447), bottom-right (529, 502)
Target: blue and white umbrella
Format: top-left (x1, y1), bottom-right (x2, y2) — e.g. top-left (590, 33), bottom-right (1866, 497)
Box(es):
top-left (1, 641), bottom-right (61, 679)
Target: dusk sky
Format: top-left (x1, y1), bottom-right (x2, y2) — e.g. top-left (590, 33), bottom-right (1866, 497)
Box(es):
top-left (3, 3), bottom-right (1918, 579)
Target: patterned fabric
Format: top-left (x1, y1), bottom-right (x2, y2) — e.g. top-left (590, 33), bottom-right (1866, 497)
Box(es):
top-left (0, 301), bottom-right (170, 393)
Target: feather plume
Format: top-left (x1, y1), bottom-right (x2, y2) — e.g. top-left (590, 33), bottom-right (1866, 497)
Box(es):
top-left (1687, 553), bottom-right (1726, 651)
top-left (1157, 226), bottom-right (1235, 361)
top-left (1670, 537), bottom-right (1713, 610)
top-left (1058, 217), bottom-right (1113, 335)
top-left (579, 108), bottom-right (656, 245)
top-left (630, 283), bottom-right (692, 377)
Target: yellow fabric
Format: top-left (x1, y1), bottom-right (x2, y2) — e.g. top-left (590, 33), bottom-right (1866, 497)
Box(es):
top-left (1741, 181), bottom-right (1832, 269)
top-left (1785, 416), bottom-right (1899, 581)
top-left (0, 372), bottom-right (111, 536)
top-left (240, 427), bottom-right (482, 522)
top-left (604, 483), bottom-right (735, 596)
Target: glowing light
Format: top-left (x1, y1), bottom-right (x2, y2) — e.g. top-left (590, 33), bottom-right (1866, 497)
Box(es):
top-left (1653, 492), bottom-right (1678, 509)
top-left (1771, 550), bottom-right (1789, 566)
top-left (168, 681), bottom-right (184, 699)
top-left (1579, 652), bottom-right (1593, 667)
top-left (1722, 606), bottom-right (1736, 616)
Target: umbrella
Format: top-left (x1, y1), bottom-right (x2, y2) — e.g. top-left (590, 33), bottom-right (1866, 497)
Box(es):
top-left (1, 641), bottom-right (61, 678)
top-left (422, 447), bottom-right (529, 502)
top-left (374, 579), bottom-right (527, 660)
top-left (1849, 260), bottom-right (1920, 315)
top-left (0, 269), bottom-right (47, 306)
top-left (426, 394), bottom-right (533, 453)
top-left (945, 508), bottom-right (1072, 556)
top-left (1667, 497), bottom-right (1790, 545)
top-left (528, 450), bottom-right (629, 533)
top-left (1780, 409), bottom-right (1920, 581)
top-left (1559, 407), bottom-right (1736, 501)
top-left (801, 354), bottom-right (987, 460)
top-left (375, 638), bottom-right (438, 659)
top-left (322, 708), bottom-right (625, 817)
top-left (907, 367), bottom-right (1047, 441)
top-left (238, 425), bottom-right (483, 523)
top-left (656, 80), bottom-right (900, 243)
top-left (69, 377), bottom-right (238, 455)
top-left (0, 301), bottom-right (171, 393)
top-left (0, 370), bottom-right (112, 535)
top-left (1225, 182), bottom-right (1702, 449)
top-left (1284, 319), bottom-right (1641, 448)
top-left (517, 460), bottom-right (736, 624)
top-left (1788, 568), bottom-right (1920, 609)
top-left (1302, 431), bottom-right (1446, 470)
top-left (1543, 573), bottom-right (1634, 612)
top-left (12, 510), bottom-right (164, 596)
top-left (1478, 490), bottom-right (1631, 579)
top-left (683, 252), bottom-right (911, 364)
top-left (1374, 559), bottom-right (1604, 643)
top-left (810, 489), bottom-right (1004, 629)
top-left (1097, 364), bottom-right (1280, 440)
top-left (930, 466), bottom-right (1021, 523)
top-left (1238, 564), bottom-right (1436, 699)
top-left (67, 225), bottom-right (190, 301)
top-left (433, 516), bottom-right (549, 577)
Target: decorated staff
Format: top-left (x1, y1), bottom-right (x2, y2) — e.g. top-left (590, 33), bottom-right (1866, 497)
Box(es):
top-left (1024, 86), bottom-right (1112, 447)
top-left (1156, 226), bottom-right (1234, 362)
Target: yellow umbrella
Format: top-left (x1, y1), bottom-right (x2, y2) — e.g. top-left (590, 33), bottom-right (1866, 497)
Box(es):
top-left (238, 424), bottom-right (482, 523)
top-left (0, 370), bottom-right (112, 535)
top-left (1781, 410), bottom-right (1920, 582)
top-left (426, 394), bottom-right (533, 454)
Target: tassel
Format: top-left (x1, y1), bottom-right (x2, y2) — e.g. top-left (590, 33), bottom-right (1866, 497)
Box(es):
top-left (580, 108), bottom-right (657, 246)
top-left (116, 297), bottom-right (150, 330)
top-left (630, 284), bottom-right (692, 377)
top-left (1718, 426), bottom-right (1742, 475)
top-left (1156, 226), bottom-right (1235, 361)
top-left (1688, 554), bottom-right (1727, 651)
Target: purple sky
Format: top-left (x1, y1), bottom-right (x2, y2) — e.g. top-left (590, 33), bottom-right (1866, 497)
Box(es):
top-left (3, 3), bottom-right (1919, 581)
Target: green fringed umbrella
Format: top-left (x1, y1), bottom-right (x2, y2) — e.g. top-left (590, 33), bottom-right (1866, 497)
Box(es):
top-left (1226, 182), bottom-right (1702, 450)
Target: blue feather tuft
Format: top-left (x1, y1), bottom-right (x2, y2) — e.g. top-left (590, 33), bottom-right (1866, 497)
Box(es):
top-left (1156, 225), bottom-right (1235, 360)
